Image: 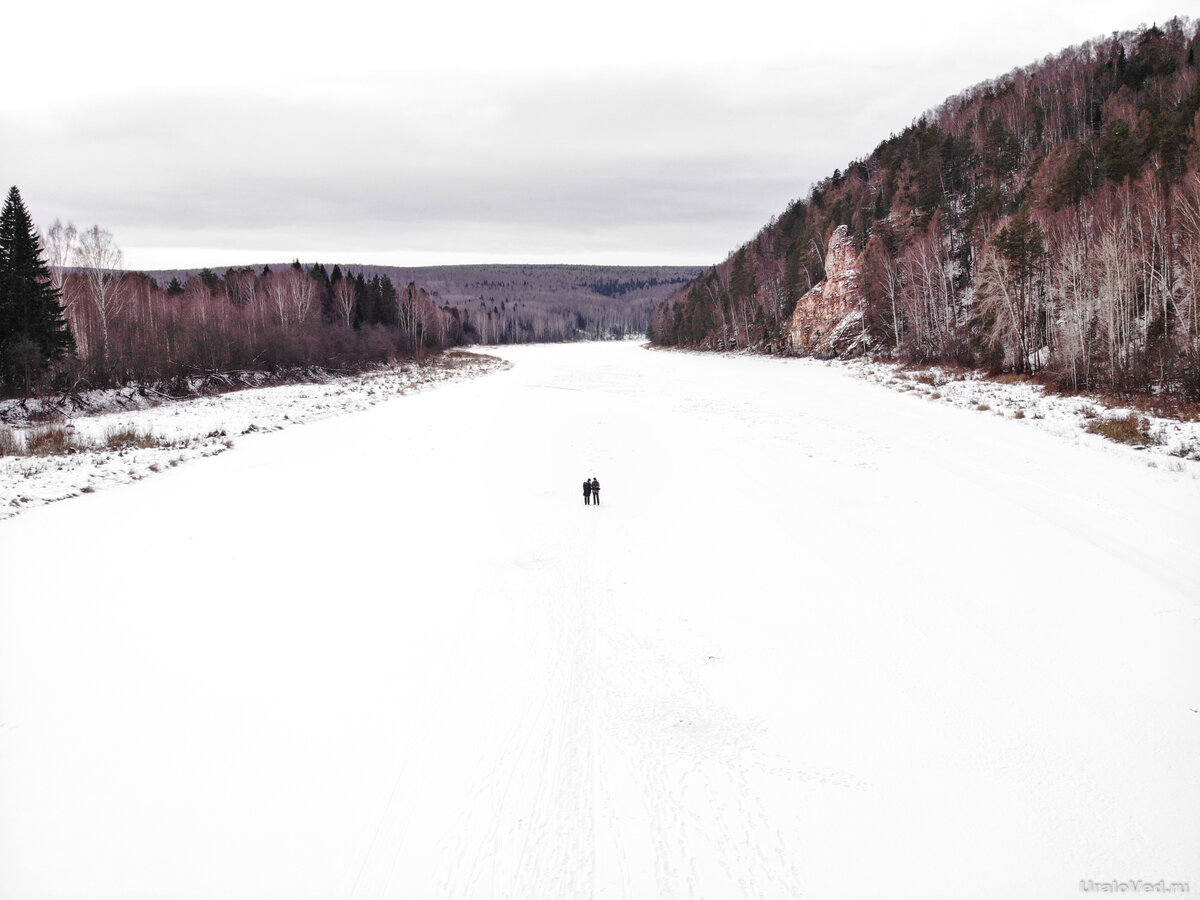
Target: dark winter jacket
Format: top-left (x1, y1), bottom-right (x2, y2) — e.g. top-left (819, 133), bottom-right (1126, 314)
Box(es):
top-left (590, 480), bottom-right (600, 494)
top-left (583, 481), bottom-right (592, 495)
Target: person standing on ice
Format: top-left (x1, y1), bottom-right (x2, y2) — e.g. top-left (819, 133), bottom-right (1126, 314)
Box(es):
top-left (583, 478), bottom-right (592, 505)
top-left (590, 477), bottom-right (600, 505)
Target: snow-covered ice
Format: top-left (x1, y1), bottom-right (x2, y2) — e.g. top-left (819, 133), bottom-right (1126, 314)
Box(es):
top-left (1, 341), bottom-right (1197, 900)
top-left (0, 351), bottom-right (508, 521)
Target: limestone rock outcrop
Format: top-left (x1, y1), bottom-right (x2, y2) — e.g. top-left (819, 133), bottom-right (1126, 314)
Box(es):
top-left (787, 225), bottom-right (871, 357)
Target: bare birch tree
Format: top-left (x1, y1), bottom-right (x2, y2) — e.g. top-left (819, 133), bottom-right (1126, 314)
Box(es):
top-left (73, 225), bottom-right (124, 367)
top-left (333, 278), bottom-right (356, 328)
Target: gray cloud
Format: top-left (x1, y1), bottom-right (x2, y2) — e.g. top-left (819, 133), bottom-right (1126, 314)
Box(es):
top-left (6, 1), bottom-right (1192, 268)
top-left (11, 71), bottom-right (841, 263)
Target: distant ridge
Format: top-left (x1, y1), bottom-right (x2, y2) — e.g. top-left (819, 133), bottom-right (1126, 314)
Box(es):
top-left (134, 262), bottom-right (703, 347)
top-left (140, 263), bottom-right (701, 311)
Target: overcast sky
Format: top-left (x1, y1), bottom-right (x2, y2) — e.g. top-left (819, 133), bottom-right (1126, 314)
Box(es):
top-left (1, 1), bottom-right (1191, 270)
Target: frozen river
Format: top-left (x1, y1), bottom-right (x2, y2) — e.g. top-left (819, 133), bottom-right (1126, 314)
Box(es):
top-left (2, 341), bottom-right (1198, 899)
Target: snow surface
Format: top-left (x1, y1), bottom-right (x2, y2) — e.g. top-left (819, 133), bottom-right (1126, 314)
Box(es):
top-left (845, 358), bottom-right (1200, 464)
top-left (1, 341), bottom-right (1197, 900)
top-left (0, 352), bottom-right (508, 522)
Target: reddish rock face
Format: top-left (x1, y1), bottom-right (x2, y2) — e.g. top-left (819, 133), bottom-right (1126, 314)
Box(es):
top-left (787, 225), bottom-right (871, 357)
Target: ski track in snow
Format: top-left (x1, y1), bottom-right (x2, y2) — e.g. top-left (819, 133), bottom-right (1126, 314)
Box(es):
top-left (1, 342), bottom-right (1198, 900)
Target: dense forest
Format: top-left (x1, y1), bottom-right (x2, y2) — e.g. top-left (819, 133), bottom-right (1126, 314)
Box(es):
top-left (148, 264), bottom-right (698, 347)
top-left (649, 18), bottom-right (1200, 400)
top-left (0, 203), bottom-right (690, 395)
top-left (0, 194), bottom-right (471, 395)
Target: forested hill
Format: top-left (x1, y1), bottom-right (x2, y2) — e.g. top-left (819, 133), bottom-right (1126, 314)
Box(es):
top-left (4, 235), bottom-right (698, 394)
top-left (147, 263), bottom-right (700, 345)
top-left (649, 18), bottom-right (1200, 399)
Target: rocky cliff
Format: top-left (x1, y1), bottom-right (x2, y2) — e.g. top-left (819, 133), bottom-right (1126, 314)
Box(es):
top-left (787, 225), bottom-right (871, 358)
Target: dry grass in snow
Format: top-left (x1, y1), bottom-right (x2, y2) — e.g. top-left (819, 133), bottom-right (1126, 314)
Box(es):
top-left (848, 359), bottom-right (1200, 468)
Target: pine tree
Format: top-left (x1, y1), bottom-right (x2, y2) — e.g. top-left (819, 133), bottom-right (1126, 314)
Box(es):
top-left (197, 268), bottom-right (221, 293)
top-left (308, 262), bottom-right (334, 321)
top-left (0, 186), bottom-right (74, 393)
top-left (351, 273), bottom-right (373, 328)
top-left (972, 206), bottom-right (1046, 374)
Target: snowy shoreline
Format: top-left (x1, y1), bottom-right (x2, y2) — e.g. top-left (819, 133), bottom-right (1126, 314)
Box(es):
top-left (5, 342), bottom-right (1199, 525)
top-left (0, 350), bottom-right (510, 522)
top-left (846, 357), bottom-right (1200, 472)
top-left (650, 344), bottom-right (1200, 476)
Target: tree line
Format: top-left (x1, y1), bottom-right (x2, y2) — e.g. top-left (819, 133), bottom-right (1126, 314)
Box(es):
top-left (0, 190), bottom-right (468, 396)
top-left (457, 296), bottom-right (649, 344)
top-left (332, 264), bottom-right (693, 344)
top-left (649, 19), bottom-right (1200, 400)
top-left (583, 274), bottom-right (692, 298)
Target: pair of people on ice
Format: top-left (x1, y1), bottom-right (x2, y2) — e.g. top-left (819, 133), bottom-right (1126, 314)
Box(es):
top-left (582, 477), bottom-right (601, 505)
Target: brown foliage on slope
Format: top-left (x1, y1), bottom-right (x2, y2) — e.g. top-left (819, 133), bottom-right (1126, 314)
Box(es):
top-left (650, 18), bottom-right (1200, 400)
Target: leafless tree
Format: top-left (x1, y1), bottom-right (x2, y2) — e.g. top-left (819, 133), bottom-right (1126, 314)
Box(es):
top-left (334, 278), bottom-right (356, 328)
top-left (73, 225), bottom-right (124, 367)
top-left (43, 219), bottom-right (77, 303)
top-left (285, 267), bottom-right (316, 325)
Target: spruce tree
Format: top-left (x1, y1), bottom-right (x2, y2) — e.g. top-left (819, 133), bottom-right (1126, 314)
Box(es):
top-left (0, 186), bottom-right (74, 393)
top-left (198, 268), bottom-right (221, 293)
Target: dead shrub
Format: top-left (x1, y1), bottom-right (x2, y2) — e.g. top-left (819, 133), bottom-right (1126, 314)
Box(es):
top-left (25, 425), bottom-right (80, 455)
top-left (1, 424), bottom-right (175, 457)
top-left (1084, 413), bottom-right (1154, 445)
top-left (991, 373), bottom-right (1031, 385)
top-left (103, 425), bottom-right (167, 450)
top-left (444, 349), bottom-right (500, 367)
top-left (1096, 391), bottom-right (1200, 422)
top-left (0, 427), bottom-right (19, 456)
